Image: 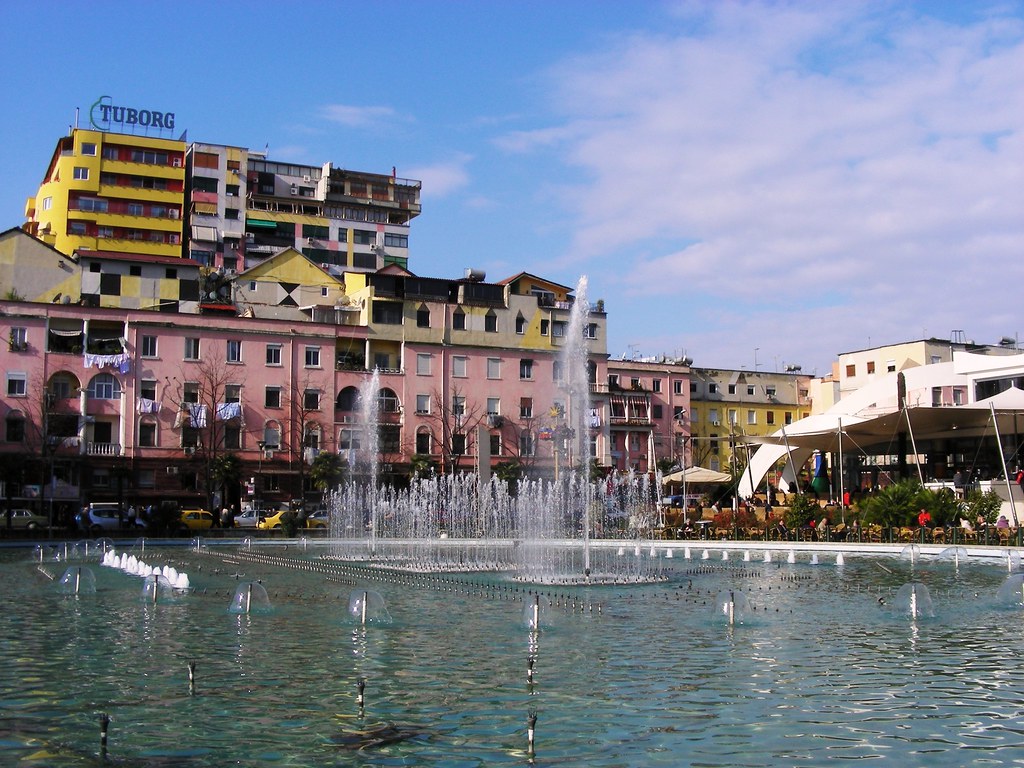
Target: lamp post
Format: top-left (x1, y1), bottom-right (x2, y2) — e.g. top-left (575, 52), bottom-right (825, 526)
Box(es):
top-left (44, 434), bottom-right (61, 540)
top-left (256, 440), bottom-right (266, 510)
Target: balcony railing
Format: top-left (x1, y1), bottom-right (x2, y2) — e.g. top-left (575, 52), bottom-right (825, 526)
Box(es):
top-left (86, 442), bottom-right (122, 457)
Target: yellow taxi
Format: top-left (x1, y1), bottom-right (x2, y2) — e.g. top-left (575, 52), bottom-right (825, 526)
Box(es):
top-left (179, 509), bottom-right (215, 532)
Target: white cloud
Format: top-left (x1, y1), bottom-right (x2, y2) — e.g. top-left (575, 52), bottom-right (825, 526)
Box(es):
top-left (505, 2), bottom-right (1024, 370)
top-left (320, 104), bottom-right (404, 128)
top-left (405, 154), bottom-right (473, 198)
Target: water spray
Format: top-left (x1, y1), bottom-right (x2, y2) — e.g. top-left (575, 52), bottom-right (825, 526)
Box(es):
top-left (527, 710), bottom-right (537, 756)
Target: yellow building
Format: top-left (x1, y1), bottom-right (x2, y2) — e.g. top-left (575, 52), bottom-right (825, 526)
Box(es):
top-left (24, 128), bottom-right (186, 260)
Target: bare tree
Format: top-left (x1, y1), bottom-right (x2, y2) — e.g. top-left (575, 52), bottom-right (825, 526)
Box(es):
top-left (286, 370), bottom-right (331, 510)
top-left (420, 385), bottom-right (488, 474)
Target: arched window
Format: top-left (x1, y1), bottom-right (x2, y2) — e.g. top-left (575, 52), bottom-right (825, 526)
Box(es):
top-left (378, 387), bottom-right (400, 414)
top-left (415, 427), bottom-right (432, 455)
top-left (263, 420), bottom-right (282, 450)
top-left (49, 372), bottom-right (81, 400)
top-left (87, 373), bottom-right (121, 400)
top-left (336, 386), bottom-right (359, 411)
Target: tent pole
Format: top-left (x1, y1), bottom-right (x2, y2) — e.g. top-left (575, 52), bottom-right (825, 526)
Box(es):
top-left (781, 426), bottom-right (801, 495)
top-left (991, 402), bottom-right (1019, 526)
top-left (838, 417), bottom-right (845, 523)
top-left (902, 399), bottom-right (925, 486)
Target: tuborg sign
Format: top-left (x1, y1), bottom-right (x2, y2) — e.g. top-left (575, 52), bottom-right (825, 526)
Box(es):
top-left (89, 95), bottom-right (176, 133)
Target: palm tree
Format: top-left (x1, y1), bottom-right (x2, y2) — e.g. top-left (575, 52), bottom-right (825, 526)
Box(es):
top-left (310, 451), bottom-right (347, 493)
top-left (210, 453), bottom-right (242, 520)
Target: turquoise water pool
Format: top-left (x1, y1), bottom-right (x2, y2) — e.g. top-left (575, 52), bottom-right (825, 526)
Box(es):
top-left (2, 540), bottom-right (1024, 766)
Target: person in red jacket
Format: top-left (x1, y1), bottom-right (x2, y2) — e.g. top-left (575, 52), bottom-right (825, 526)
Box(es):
top-left (917, 508), bottom-right (932, 527)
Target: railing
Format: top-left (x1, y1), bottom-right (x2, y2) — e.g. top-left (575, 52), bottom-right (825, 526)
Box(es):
top-left (86, 442), bottom-right (122, 457)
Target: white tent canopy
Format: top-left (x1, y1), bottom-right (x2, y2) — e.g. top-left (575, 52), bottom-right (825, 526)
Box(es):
top-left (662, 466), bottom-right (732, 484)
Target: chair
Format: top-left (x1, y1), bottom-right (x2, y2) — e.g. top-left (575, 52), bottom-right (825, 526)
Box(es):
top-left (931, 527), bottom-right (945, 544)
top-left (897, 527), bottom-right (914, 543)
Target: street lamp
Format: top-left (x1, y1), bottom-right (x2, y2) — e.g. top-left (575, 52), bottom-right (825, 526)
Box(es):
top-left (256, 440), bottom-right (266, 510)
top-left (44, 434), bottom-right (61, 539)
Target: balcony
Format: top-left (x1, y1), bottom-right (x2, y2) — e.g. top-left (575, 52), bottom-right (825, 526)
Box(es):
top-left (86, 442), bottom-right (122, 457)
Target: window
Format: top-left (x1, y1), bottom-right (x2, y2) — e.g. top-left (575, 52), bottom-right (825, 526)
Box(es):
top-left (729, 409), bottom-right (737, 425)
top-left (225, 207), bottom-right (239, 220)
top-left (5, 411), bottom-right (24, 442)
top-left (384, 233), bottom-right (408, 248)
top-left (552, 361), bottom-right (564, 383)
top-left (266, 344), bottom-right (282, 366)
top-left (226, 339), bottom-right (241, 363)
top-left (552, 321), bottom-right (566, 338)
top-left (339, 429), bottom-right (360, 451)
top-left (9, 327), bottom-right (26, 351)
top-left (416, 394), bottom-right (431, 414)
top-left (866, 361), bottom-right (876, 374)
top-left (886, 360), bottom-right (896, 373)
top-left (585, 323), bottom-right (598, 339)
top-left (416, 305), bottom-right (430, 328)
top-left (223, 425), bottom-right (241, 450)
top-left (184, 337), bottom-right (200, 360)
top-left (747, 410), bottom-right (756, 425)
top-left (520, 430), bottom-right (535, 457)
top-left (224, 384), bottom-right (241, 403)
top-left (747, 385), bottom-right (755, 396)
top-left (520, 359), bottom-right (534, 380)
top-left (728, 384), bottom-right (737, 395)
top-left (485, 311), bottom-right (497, 332)
top-left (416, 430), bottom-right (431, 454)
top-left (139, 421), bottom-right (157, 447)
top-left (674, 405), bottom-right (687, 421)
top-left (767, 411), bottom-right (775, 425)
top-left (453, 356), bottom-right (467, 378)
top-left (708, 383), bottom-right (718, 394)
top-left (452, 395), bottom-right (466, 416)
top-left (515, 314), bottom-right (526, 334)
top-left (487, 358), bottom-right (501, 379)
top-left (709, 408), bottom-right (719, 424)
top-left (652, 379), bottom-right (662, 393)
top-left (73, 167), bottom-right (89, 180)
top-left (652, 404), bottom-right (663, 419)
top-left (520, 397), bottom-right (533, 419)
top-left (42, 196), bottom-right (52, 210)
top-left (88, 373), bottom-right (121, 400)
top-left (490, 433), bottom-right (502, 456)
top-left (372, 301), bottom-right (403, 324)
top-left (304, 346), bottom-right (321, 367)
top-left (263, 424), bottom-right (281, 450)
top-left (182, 382), bottom-right (200, 403)
top-left (416, 353), bottom-right (431, 375)
top-left (265, 386), bottom-right (281, 408)
top-left (673, 380), bottom-right (683, 395)
top-left (139, 379), bottom-right (157, 400)
top-left (785, 411), bottom-right (794, 425)
top-left (81, 142), bottom-right (97, 156)
top-left (452, 308), bottom-right (466, 331)
top-left (487, 397), bottom-right (501, 416)
top-left (304, 389), bottom-right (321, 410)
top-left (540, 319), bottom-right (549, 336)
top-left (451, 433), bottom-right (466, 456)
top-left (609, 374), bottom-right (619, 389)
top-left (766, 386), bottom-right (777, 397)
top-left (845, 364), bottom-right (856, 377)
top-left (631, 378), bottom-right (641, 390)
top-left (137, 469), bottom-right (156, 488)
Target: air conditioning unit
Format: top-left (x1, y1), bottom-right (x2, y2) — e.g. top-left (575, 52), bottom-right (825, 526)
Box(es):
top-left (264, 450), bottom-right (274, 460)
top-left (166, 467), bottom-right (178, 475)
top-left (183, 447), bottom-right (195, 456)
top-left (172, 158), bottom-right (182, 167)
top-left (290, 187), bottom-right (298, 195)
top-left (307, 237), bottom-right (315, 245)
top-left (711, 420), bottom-right (721, 426)
top-left (169, 209), bottom-right (179, 219)
top-left (303, 175), bottom-right (312, 183)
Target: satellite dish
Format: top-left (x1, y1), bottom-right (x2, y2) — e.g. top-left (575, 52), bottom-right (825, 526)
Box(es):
top-left (337, 295), bottom-right (351, 306)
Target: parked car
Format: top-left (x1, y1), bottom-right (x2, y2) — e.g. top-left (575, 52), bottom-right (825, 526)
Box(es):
top-left (179, 509), bottom-right (214, 532)
top-left (5, 509), bottom-right (50, 531)
top-left (305, 510), bottom-right (330, 529)
top-left (83, 503), bottom-right (146, 533)
top-left (232, 507), bottom-right (261, 529)
top-left (256, 509), bottom-right (292, 531)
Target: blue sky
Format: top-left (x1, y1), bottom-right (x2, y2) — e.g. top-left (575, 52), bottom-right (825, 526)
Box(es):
top-left (1, 1), bottom-right (1021, 376)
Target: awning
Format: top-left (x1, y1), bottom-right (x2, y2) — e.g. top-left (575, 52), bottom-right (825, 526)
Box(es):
top-left (246, 219), bottom-right (277, 229)
top-left (663, 466), bottom-right (732, 484)
top-left (191, 225), bottom-right (218, 242)
top-left (192, 202), bottom-right (218, 215)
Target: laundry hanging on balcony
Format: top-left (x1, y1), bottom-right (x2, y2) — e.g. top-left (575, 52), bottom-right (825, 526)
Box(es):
top-left (216, 402), bottom-right (242, 421)
top-left (83, 352), bottom-right (131, 373)
top-left (188, 403), bottom-right (208, 428)
top-left (136, 398), bottom-right (160, 414)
